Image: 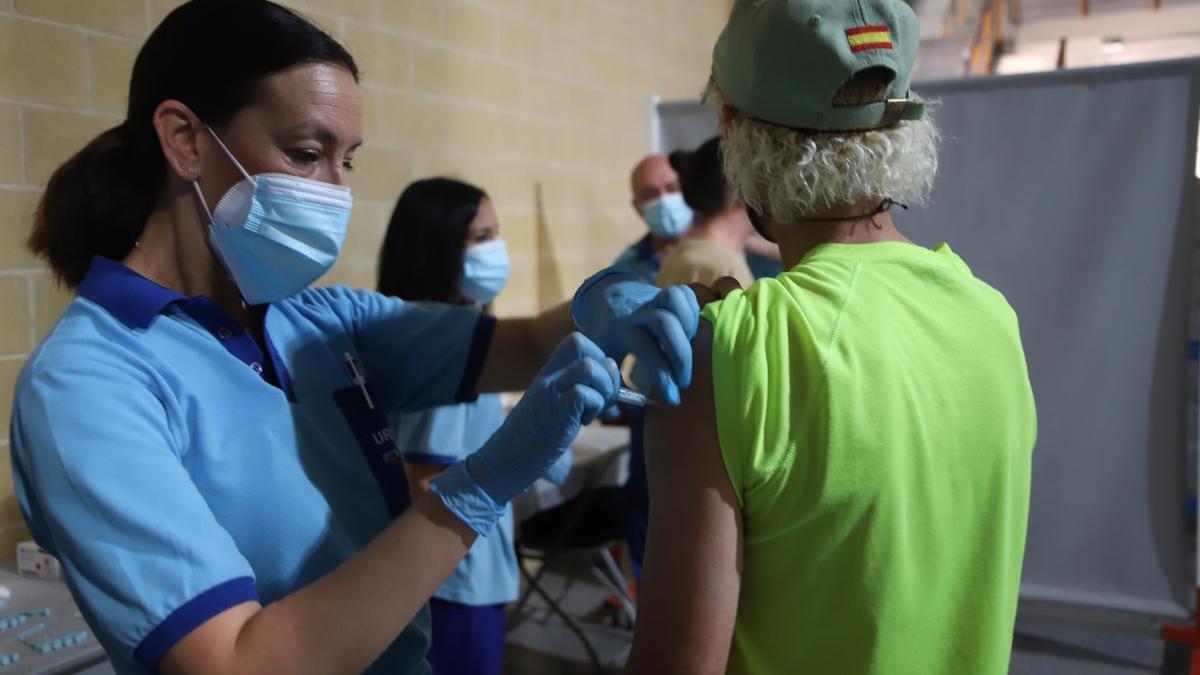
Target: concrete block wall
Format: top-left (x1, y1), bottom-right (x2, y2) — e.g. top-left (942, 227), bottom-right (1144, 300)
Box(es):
top-left (0, 0), bottom-right (731, 552)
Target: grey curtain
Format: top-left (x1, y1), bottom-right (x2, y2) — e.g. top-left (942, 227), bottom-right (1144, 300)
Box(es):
top-left (656, 58), bottom-right (1200, 620)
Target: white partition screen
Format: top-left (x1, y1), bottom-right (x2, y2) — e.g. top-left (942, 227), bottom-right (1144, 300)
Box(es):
top-left (655, 59), bottom-right (1200, 620)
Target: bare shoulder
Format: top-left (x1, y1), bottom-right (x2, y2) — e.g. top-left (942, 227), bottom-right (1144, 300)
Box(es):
top-left (644, 318), bottom-right (731, 527)
top-left (628, 318), bottom-right (741, 675)
top-left (651, 318), bottom-right (716, 438)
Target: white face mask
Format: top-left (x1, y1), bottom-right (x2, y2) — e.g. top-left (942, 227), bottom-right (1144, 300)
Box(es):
top-left (461, 239), bottom-right (510, 305)
top-left (641, 192), bottom-right (694, 239)
top-left (192, 126), bottom-right (352, 305)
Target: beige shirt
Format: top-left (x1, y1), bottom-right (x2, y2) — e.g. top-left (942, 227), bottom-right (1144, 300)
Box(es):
top-left (657, 237), bottom-right (755, 289)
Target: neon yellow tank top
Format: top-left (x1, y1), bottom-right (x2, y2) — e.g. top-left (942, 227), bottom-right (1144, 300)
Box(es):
top-left (702, 242), bottom-right (1036, 674)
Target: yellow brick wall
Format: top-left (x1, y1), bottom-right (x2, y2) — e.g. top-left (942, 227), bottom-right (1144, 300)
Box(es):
top-left (0, 0), bottom-right (730, 551)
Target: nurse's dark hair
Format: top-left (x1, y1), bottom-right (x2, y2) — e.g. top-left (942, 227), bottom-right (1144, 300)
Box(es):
top-left (669, 136), bottom-right (729, 220)
top-left (28, 0), bottom-right (359, 289)
top-left (378, 178), bottom-right (488, 304)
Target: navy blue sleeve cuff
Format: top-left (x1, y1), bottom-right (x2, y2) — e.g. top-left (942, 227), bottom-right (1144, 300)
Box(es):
top-left (133, 577), bottom-right (258, 669)
top-left (405, 452), bottom-right (459, 466)
top-left (454, 314), bottom-right (496, 404)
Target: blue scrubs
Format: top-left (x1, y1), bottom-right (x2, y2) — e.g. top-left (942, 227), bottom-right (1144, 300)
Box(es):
top-left (10, 257), bottom-right (495, 675)
top-left (392, 395), bottom-right (516, 675)
top-left (391, 396), bottom-right (518, 607)
top-left (426, 599), bottom-right (506, 675)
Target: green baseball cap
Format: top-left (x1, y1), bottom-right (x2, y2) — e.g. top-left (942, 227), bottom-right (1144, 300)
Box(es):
top-left (712, 0), bottom-right (926, 131)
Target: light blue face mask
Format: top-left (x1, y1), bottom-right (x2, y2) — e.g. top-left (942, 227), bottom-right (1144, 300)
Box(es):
top-left (461, 239), bottom-right (510, 305)
top-left (641, 192), bottom-right (693, 239)
top-left (192, 127), bottom-right (352, 305)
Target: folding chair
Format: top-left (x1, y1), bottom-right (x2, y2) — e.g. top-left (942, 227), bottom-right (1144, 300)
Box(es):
top-left (509, 451), bottom-right (636, 673)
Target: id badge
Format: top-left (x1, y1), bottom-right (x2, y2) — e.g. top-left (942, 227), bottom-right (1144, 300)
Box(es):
top-left (333, 381), bottom-right (412, 518)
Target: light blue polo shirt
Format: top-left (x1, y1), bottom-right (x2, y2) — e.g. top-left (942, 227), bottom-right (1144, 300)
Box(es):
top-left (391, 395), bottom-right (518, 607)
top-left (10, 257), bottom-right (496, 675)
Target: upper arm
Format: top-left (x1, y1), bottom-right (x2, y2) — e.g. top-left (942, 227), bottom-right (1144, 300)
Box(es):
top-left (159, 603), bottom-right (261, 675)
top-left (626, 320), bottom-right (743, 675)
top-left (477, 301), bottom-right (574, 394)
top-left (11, 362), bottom-right (259, 672)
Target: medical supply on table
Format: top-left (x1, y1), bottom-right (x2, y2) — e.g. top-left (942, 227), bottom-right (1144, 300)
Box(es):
top-left (0, 560), bottom-right (104, 671)
top-left (0, 613), bottom-right (25, 631)
top-left (0, 608), bottom-right (47, 631)
top-left (17, 621), bottom-right (47, 639)
top-left (616, 387), bottom-right (656, 408)
top-left (16, 542), bottom-right (61, 580)
top-left (24, 629), bottom-right (88, 654)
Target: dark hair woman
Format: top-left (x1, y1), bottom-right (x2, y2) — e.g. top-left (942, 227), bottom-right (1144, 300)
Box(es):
top-left (380, 177), bottom-right (528, 675)
top-left (378, 178), bottom-right (494, 305)
top-left (10, 2), bottom-right (629, 674)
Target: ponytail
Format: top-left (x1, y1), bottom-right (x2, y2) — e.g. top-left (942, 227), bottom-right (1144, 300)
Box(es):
top-left (28, 124), bottom-right (163, 288)
top-left (669, 136), bottom-right (729, 220)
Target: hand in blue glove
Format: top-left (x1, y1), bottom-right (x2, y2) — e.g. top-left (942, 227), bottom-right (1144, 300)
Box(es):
top-left (572, 268), bottom-right (701, 405)
top-left (598, 404), bottom-right (623, 423)
top-left (542, 449), bottom-right (573, 487)
top-left (432, 333), bottom-right (620, 535)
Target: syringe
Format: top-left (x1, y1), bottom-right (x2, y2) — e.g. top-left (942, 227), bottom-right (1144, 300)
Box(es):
top-left (615, 387), bottom-right (657, 408)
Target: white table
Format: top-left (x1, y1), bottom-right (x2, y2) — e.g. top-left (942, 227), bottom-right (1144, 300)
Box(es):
top-left (511, 424), bottom-right (631, 524)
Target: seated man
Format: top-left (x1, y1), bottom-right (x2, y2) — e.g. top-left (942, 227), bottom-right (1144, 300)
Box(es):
top-left (625, 1), bottom-right (1037, 673)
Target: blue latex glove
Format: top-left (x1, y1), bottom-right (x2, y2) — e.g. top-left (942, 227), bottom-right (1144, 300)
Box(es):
top-left (599, 404), bottom-right (623, 423)
top-left (572, 268), bottom-right (701, 405)
top-left (432, 333), bottom-right (620, 535)
top-left (542, 449), bottom-right (573, 486)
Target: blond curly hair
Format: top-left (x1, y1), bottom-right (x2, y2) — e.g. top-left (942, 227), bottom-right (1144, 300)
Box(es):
top-left (706, 75), bottom-right (939, 225)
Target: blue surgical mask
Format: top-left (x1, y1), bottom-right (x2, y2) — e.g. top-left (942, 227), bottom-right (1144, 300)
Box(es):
top-left (641, 193), bottom-right (693, 239)
top-left (461, 239), bottom-right (510, 305)
top-left (192, 126), bottom-right (352, 305)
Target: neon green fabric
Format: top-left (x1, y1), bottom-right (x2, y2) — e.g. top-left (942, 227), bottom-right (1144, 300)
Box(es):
top-left (702, 242), bottom-right (1036, 675)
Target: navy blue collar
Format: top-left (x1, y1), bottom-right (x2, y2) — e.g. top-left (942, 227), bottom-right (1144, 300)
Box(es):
top-left (76, 256), bottom-right (296, 399)
top-left (634, 234), bottom-right (660, 266)
top-left (78, 257), bottom-right (187, 330)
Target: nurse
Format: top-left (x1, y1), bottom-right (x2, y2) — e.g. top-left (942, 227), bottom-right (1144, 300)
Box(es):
top-left (10, 2), bottom-right (699, 674)
top-left (379, 178), bottom-right (551, 675)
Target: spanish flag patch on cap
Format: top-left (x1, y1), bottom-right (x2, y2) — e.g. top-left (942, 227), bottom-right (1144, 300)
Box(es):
top-left (846, 25), bottom-right (893, 53)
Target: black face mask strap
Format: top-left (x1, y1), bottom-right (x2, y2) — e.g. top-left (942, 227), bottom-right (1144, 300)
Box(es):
top-left (796, 198), bottom-right (908, 223)
top-left (747, 206), bottom-right (776, 243)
